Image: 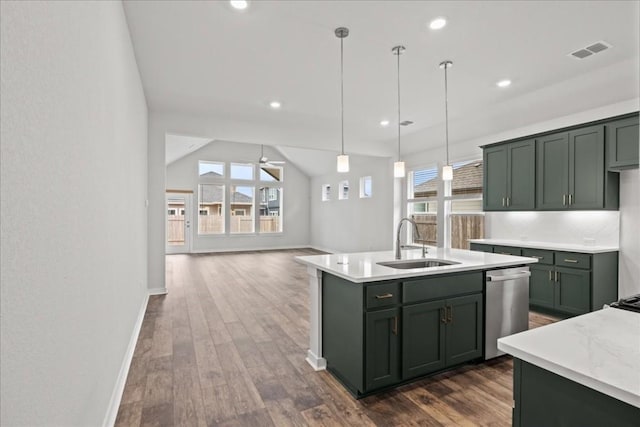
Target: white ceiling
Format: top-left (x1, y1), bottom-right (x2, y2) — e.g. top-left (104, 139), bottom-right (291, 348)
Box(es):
top-left (124, 0), bottom-right (640, 161)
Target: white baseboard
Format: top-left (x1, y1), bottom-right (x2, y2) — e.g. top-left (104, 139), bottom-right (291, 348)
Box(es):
top-left (308, 245), bottom-right (336, 254)
top-left (148, 287), bottom-right (168, 295)
top-left (189, 245), bottom-right (311, 254)
top-left (102, 293), bottom-right (149, 427)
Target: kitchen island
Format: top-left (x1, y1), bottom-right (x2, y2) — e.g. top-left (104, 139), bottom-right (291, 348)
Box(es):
top-left (498, 307), bottom-right (640, 426)
top-left (296, 248), bottom-right (537, 397)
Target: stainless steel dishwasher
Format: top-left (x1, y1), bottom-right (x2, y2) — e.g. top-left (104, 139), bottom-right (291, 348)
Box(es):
top-left (485, 266), bottom-right (531, 359)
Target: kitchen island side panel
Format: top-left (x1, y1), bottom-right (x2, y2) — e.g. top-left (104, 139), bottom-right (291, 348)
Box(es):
top-left (322, 273), bottom-right (364, 393)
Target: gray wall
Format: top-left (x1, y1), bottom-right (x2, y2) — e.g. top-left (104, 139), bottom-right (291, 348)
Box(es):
top-left (166, 140), bottom-right (310, 252)
top-left (310, 155), bottom-right (394, 253)
top-left (0, 2), bottom-right (149, 426)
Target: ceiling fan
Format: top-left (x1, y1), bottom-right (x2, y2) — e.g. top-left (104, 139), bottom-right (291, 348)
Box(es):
top-left (259, 144), bottom-right (285, 167)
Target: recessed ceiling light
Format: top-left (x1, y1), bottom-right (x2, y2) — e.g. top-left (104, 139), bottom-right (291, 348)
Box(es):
top-left (269, 101), bottom-right (281, 109)
top-left (496, 79), bottom-right (512, 88)
top-left (230, 0), bottom-right (248, 10)
top-left (429, 17), bottom-right (447, 30)
top-left (380, 120), bottom-right (390, 127)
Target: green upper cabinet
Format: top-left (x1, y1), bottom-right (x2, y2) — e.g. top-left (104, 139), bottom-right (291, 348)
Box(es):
top-left (607, 115), bottom-right (639, 170)
top-left (483, 139), bottom-right (535, 211)
top-left (537, 125), bottom-right (616, 210)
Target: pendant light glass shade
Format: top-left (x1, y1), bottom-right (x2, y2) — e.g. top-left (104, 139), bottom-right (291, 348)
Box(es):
top-left (440, 60), bottom-right (453, 181)
top-left (337, 154), bottom-right (350, 173)
top-left (394, 161), bottom-right (405, 178)
top-left (335, 27), bottom-right (349, 173)
top-left (392, 45), bottom-right (406, 178)
top-left (442, 164), bottom-right (453, 181)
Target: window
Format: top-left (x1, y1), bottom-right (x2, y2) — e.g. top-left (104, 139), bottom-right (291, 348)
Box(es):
top-left (230, 185), bottom-right (254, 233)
top-left (259, 187), bottom-right (282, 233)
top-left (408, 166), bottom-right (438, 246)
top-left (179, 209), bottom-right (185, 215)
top-left (199, 161), bottom-right (224, 178)
top-left (198, 184), bottom-right (224, 234)
top-left (406, 160), bottom-right (484, 249)
top-left (259, 165), bottom-right (282, 182)
top-left (230, 163), bottom-right (253, 180)
top-left (449, 159), bottom-right (484, 249)
top-left (339, 180), bottom-right (349, 200)
top-left (360, 176), bottom-right (372, 198)
top-left (322, 184), bottom-right (331, 201)
top-left (168, 209), bottom-right (177, 215)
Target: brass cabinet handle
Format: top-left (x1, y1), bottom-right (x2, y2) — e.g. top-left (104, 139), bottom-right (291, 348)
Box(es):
top-left (446, 305), bottom-right (453, 323)
top-left (502, 197), bottom-right (506, 207)
top-left (548, 270), bottom-right (552, 281)
top-left (563, 194), bottom-right (566, 206)
top-left (532, 256), bottom-right (543, 260)
top-left (375, 293), bottom-right (393, 299)
top-left (506, 197), bottom-right (510, 207)
top-left (440, 307), bottom-right (446, 324)
top-left (569, 194), bottom-right (573, 205)
top-left (392, 316), bottom-right (398, 335)
top-left (555, 271), bottom-right (559, 282)
top-left (564, 259), bottom-right (578, 263)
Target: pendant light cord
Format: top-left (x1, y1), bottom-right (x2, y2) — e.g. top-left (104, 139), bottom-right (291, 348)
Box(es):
top-left (444, 63), bottom-right (450, 166)
top-left (397, 49), bottom-right (401, 160)
top-left (340, 36), bottom-right (344, 156)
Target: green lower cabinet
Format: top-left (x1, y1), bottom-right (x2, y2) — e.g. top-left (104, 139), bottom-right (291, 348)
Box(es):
top-left (555, 267), bottom-right (590, 315)
top-left (365, 308), bottom-right (400, 391)
top-left (529, 264), bottom-right (555, 309)
top-left (445, 294), bottom-right (483, 366)
top-left (402, 301), bottom-right (446, 379)
top-left (402, 294), bottom-right (482, 381)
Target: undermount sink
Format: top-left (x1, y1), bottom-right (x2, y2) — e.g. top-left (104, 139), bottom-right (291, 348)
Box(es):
top-left (377, 259), bottom-right (460, 269)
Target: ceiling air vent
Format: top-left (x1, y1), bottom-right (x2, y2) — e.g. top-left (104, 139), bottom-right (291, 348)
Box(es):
top-left (569, 41), bottom-right (612, 60)
top-left (400, 120), bottom-right (413, 126)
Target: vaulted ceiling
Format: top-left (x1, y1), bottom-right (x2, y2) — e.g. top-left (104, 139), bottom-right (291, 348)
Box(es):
top-left (124, 0), bottom-right (639, 160)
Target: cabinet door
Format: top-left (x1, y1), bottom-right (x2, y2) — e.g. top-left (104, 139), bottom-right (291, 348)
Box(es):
top-left (607, 116), bottom-right (639, 170)
top-left (445, 294), bottom-right (483, 366)
top-left (365, 308), bottom-right (400, 391)
top-left (402, 301), bottom-right (446, 380)
top-left (483, 145), bottom-right (508, 211)
top-left (529, 265), bottom-right (554, 309)
top-left (537, 133), bottom-right (569, 210)
top-left (507, 139), bottom-right (536, 210)
top-left (555, 267), bottom-right (590, 315)
top-left (569, 125), bottom-right (604, 209)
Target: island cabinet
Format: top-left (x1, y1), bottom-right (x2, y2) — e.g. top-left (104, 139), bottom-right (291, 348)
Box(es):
top-left (322, 271), bottom-right (483, 398)
top-left (607, 115), bottom-right (639, 170)
top-left (536, 125), bottom-right (618, 210)
top-left (483, 139), bottom-right (535, 211)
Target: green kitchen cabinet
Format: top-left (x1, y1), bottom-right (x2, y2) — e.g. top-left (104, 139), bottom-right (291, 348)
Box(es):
top-left (322, 271), bottom-right (484, 398)
top-left (469, 242), bottom-right (493, 252)
top-left (528, 264), bottom-right (554, 309)
top-left (402, 300), bottom-right (446, 379)
top-left (554, 267), bottom-right (590, 315)
top-left (402, 293), bottom-right (482, 380)
top-left (365, 307), bottom-right (400, 391)
top-left (536, 125), bottom-right (617, 210)
top-left (483, 139), bottom-right (535, 211)
top-left (607, 115), bottom-right (639, 170)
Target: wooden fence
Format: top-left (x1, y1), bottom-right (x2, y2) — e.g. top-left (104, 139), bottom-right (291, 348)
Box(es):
top-left (410, 214), bottom-right (484, 249)
top-left (164, 215), bottom-right (281, 238)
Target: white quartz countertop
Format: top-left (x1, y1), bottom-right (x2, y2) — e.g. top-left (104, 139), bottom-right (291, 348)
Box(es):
top-left (468, 238), bottom-right (619, 254)
top-left (498, 308), bottom-right (640, 408)
top-left (295, 248), bottom-right (536, 283)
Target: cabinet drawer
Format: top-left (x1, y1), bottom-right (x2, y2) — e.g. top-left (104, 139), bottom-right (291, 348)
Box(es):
top-left (555, 252), bottom-right (591, 269)
top-left (366, 282), bottom-right (400, 309)
top-left (403, 272), bottom-right (483, 304)
top-left (522, 248), bottom-right (554, 265)
top-left (470, 243), bottom-right (493, 253)
top-left (493, 245), bottom-right (522, 256)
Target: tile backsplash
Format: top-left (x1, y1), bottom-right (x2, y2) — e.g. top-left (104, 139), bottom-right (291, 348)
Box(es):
top-left (485, 210), bottom-right (620, 247)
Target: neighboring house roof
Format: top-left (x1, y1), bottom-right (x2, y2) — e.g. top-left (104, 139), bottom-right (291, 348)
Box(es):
top-left (414, 160), bottom-right (483, 197)
top-left (200, 185), bottom-right (252, 204)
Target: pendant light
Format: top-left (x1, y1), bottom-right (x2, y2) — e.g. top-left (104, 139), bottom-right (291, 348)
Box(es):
top-left (335, 27), bottom-right (350, 173)
top-left (392, 45), bottom-right (406, 178)
top-left (439, 60), bottom-right (453, 181)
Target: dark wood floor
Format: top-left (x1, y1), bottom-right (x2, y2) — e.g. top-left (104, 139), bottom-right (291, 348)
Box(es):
top-left (116, 249), bottom-right (558, 427)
